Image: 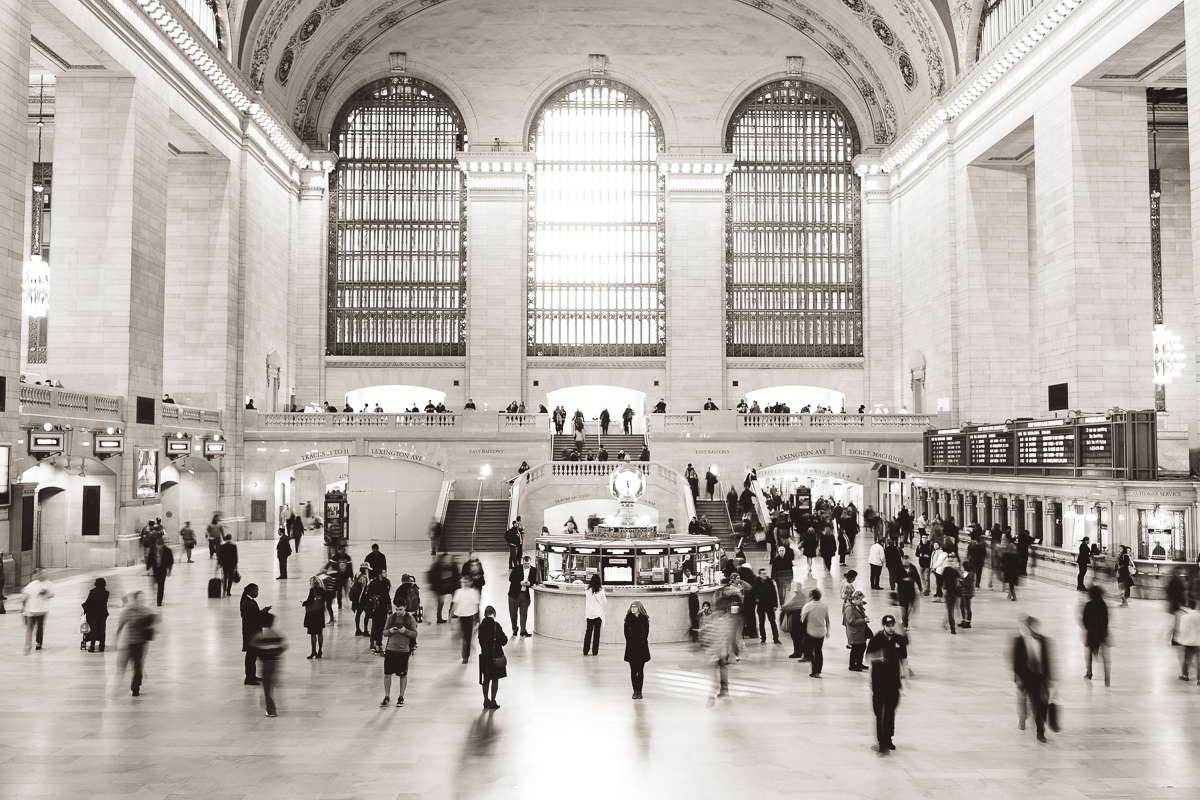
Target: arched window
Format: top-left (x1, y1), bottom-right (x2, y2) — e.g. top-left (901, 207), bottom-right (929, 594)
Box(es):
top-left (328, 78), bottom-right (467, 356)
top-left (725, 81), bottom-right (862, 358)
top-left (528, 79), bottom-right (665, 357)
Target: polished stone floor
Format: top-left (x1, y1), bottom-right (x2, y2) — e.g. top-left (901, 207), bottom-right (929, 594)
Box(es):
top-left (2, 536), bottom-right (1199, 800)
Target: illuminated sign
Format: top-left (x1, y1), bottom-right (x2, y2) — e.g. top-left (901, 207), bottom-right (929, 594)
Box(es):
top-left (29, 432), bottom-right (63, 454)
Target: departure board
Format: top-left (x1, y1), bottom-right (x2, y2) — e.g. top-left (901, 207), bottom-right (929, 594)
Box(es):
top-left (1079, 424), bottom-right (1113, 467)
top-left (923, 411), bottom-right (1156, 480)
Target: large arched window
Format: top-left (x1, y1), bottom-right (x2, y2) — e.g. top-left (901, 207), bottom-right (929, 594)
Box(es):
top-left (328, 78), bottom-right (467, 356)
top-left (528, 79), bottom-right (665, 357)
top-left (725, 81), bottom-right (862, 358)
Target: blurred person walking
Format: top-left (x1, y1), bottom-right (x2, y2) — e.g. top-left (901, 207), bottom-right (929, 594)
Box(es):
top-left (702, 602), bottom-right (737, 702)
top-left (115, 591), bottom-right (156, 696)
top-left (240, 583), bottom-right (265, 684)
top-left (20, 576), bottom-right (55, 653)
top-left (1081, 585), bottom-right (1110, 685)
top-left (451, 576), bottom-right (482, 664)
top-left (428, 554), bottom-right (457, 624)
top-left (1174, 600), bottom-right (1200, 682)
top-left (1012, 615), bottom-right (1055, 742)
top-left (896, 556), bottom-right (922, 629)
top-left (584, 574), bottom-right (606, 655)
top-left (179, 521), bottom-right (196, 563)
top-left (477, 606), bottom-right (508, 709)
top-left (866, 615), bottom-right (908, 753)
top-left (206, 513), bottom-right (223, 559)
top-left (1002, 539), bottom-right (1022, 601)
top-left (624, 601), bottom-right (651, 699)
top-left (251, 612), bottom-right (287, 716)
top-left (145, 538), bottom-right (174, 606)
top-left (81, 578), bottom-right (110, 652)
top-left (884, 538), bottom-right (903, 590)
top-left (966, 533), bottom-right (987, 590)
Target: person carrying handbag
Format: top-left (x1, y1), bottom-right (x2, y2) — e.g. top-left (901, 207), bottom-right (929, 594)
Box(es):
top-left (477, 606), bottom-right (508, 709)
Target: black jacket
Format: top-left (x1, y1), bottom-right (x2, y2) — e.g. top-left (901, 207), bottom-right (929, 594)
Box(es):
top-left (240, 594), bottom-right (263, 650)
top-left (364, 549), bottom-right (387, 576)
top-left (770, 551), bottom-right (794, 578)
top-left (276, 536), bottom-right (292, 557)
top-left (508, 564), bottom-right (536, 598)
top-left (623, 613), bottom-right (651, 663)
top-left (1012, 631), bottom-right (1053, 693)
top-left (82, 588), bottom-right (109, 621)
top-left (217, 541), bottom-right (238, 570)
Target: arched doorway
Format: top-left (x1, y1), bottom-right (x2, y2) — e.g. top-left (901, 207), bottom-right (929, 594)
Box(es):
top-left (545, 385), bottom-right (647, 433)
top-left (345, 385), bottom-right (447, 413)
top-left (744, 385), bottom-right (846, 413)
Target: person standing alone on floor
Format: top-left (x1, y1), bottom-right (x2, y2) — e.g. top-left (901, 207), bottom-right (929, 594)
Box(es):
top-left (799, 589), bottom-right (829, 678)
top-left (179, 521), bottom-right (196, 563)
top-left (624, 601), bottom-right (651, 699)
top-left (21, 575), bottom-right (55, 653)
top-left (206, 514), bottom-right (224, 559)
top-left (240, 584), bottom-right (265, 684)
top-left (217, 534), bottom-right (239, 597)
top-left (508, 555), bottom-right (535, 637)
top-left (1076, 536), bottom-right (1092, 591)
top-left (1081, 585), bottom-right (1110, 686)
top-left (584, 574), bottom-right (606, 655)
top-left (868, 539), bottom-right (885, 590)
top-left (81, 578), bottom-right (109, 652)
top-left (866, 615), bottom-right (907, 753)
top-left (276, 529), bottom-right (292, 579)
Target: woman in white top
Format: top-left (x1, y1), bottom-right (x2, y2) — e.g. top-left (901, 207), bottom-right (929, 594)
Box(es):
top-left (583, 574), bottom-right (606, 656)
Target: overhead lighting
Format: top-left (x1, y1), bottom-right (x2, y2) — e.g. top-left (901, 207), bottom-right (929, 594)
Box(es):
top-left (1153, 324), bottom-right (1184, 385)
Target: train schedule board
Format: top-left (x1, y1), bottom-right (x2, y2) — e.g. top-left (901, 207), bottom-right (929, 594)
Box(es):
top-left (922, 411), bottom-right (1157, 480)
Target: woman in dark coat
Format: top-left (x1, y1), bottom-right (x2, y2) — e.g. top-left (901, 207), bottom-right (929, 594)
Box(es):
top-left (477, 606), bottom-right (508, 709)
top-left (240, 583), bottom-right (263, 682)
top-left (884, 539), bottom-right (904, 590)
top-left (81, 578), bottom-right (110, 652)
top-left (624, 601), bottom-right (651, 699)
top-left (1081, 585), bottom-right (1110, 684)
top-left (819, 528), bottom-right (838, 573)
top-left (1116, 545), bottom-right (1135, 607)
top-left (303, 576), bottom-right (327, 659)
top-left (1001, 539), bottom-right (1022, 600)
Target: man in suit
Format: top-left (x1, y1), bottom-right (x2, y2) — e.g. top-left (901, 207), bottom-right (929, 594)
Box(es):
top-left (507, 555), bottom-right (537, 637)
top-left (1012, 614), bottom-right (1054, 742)
top-left (217, 535), bottom-right (239, 597)
top-left (505, 523), bottom-right (523, 569)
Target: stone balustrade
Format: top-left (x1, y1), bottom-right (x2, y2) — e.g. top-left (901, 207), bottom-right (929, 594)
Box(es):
top-left (19, 384), bottom-right (123, 420)
top-left (160, 403), bottom-right (222, 429)
top-left (647, 410), bottom-right (934, 434)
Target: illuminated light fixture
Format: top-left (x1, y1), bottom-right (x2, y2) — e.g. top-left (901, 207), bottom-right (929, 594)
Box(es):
top-left (23, 258), bottom-right (51, 318)
top-left (881, 0), bottom-right (1090, 174)
top-left (1153, 324), bottom-right (1184, 385)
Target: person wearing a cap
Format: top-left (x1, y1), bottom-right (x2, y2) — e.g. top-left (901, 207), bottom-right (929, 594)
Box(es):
top-left (866, 614), bottom-right (908, 753)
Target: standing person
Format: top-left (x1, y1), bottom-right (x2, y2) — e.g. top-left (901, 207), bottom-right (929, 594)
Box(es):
top-left (622, 405), bottom-right (634, 435)
top-left (1116, 545), bottom-right (1135, 607)
top-left (844, 591), bottom-right (869, 671)
top-left (799, 589), bottom-right (829, 678)
top-left (477, 606), bottom-right (508, 709)
top-left (624, 602), bottom-right (651, 699)
top-left (1002, 539), bottom-right (1022, 600)
top-left (599, 407), bottom-right (611, 435)
top-left (145, 539), bottom-right (174, 607)
top-left (884, 538), bottom-right (903, 590)
top-left (365, 570), bottom-right (393, 655)
top-left (451, 576), bottom-right (482, 664)
top-left (349, 563), bottom-right (371, 635)
top-left (755, 568), bottom-right (780, 644)
top-left (251, 611), bottom-right (287, 717)
top-left (958, 566), bottom-right (976, 629)
top-left (206, 514), bottom-right (223, 559)
top-left (20, 576), bottom-right (55, 653)
top-left (276, 529), bottom-right (292, 579)
top-left (115, 591), bottom-right (156, 697)
top-left (915, 532), bottom-right (934, 596)
top-left (302, 576), bottom-right (327, 659)
top-left (364, 543), bottom-right (387, 578)
top-left (380, 599), bottom-right (417, 708)
top-left (583, 574), bottom-right (606, 655)
top-left (705, 468), bottom-right (719, 501)
top-left (329, 544), bottom-right (354, 610)
top-left (288, 511), bottom-right (304, 552)
top-left (1076, 536), bottom-right (1091, 591)
top-left (799, 527), bottom-right (819, 577)
top-left (1081, 585), bottom-right (1110, 686)
top-left (966, 534), bottom-right (987, 589)
top-left (837, 525), bottom-right (850, 566)
top-left (179, 521), bottom-right (196, 563)
top-left (685, 464), bottom-right (700, 503)
top-left (930, 541), bottom-right (948, 600)
top-left (507, 555), bottom-right (536, 637)
top-left (866, 615), bottom-right (908, 753)
top-left (240, 584), bottom-right (264, 684)
top-left (819, 527), bottom-right (837, 574)
top-left (1012, 615), bottom-right (1054, 742)
top-left (941, 554), bottom-right (961, 634)
top-left (1017, 528), bottom-right (1032, 576)
top-left (428, 518), bottom-right (442, 555)
top-left (216, 534), bottom-right (239, 597)
top-left (868, 539), bottom-right (886, 590)
top-left (505, 523), bottom-right (522, 570)
top-left (81, 578), bottom-right (110, 653)
top-left (896, 556), bottom-right (922, 629)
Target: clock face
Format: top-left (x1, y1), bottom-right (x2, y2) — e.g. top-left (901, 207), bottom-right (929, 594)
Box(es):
top-left (615, 473), bottom-right (640, 496)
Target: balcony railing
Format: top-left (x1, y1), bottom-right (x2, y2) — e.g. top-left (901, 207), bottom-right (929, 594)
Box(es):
top-left (500, 413), bottom-right (548, 430)
top-left (161, 403), bottom-right (222, 428)
top-left (978, 0), bottom-right (1041, 58)
top-left (19, 385), bottom-right (123, 420)
top-left (256, 412), bottom-right (461, 430)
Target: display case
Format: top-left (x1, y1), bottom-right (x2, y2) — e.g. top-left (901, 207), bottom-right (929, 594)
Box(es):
top-left (535, 538), bottom-right (721, 588)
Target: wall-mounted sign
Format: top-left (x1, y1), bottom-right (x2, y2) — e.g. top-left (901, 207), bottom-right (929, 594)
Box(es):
top-left (93, 434), bottom-right (125, 458)
top-left (29, 432), bottom-right (64, 454)
top-left (135, 449), bottom-right (159, 498)
top-left (204, 441), bottom-right (226, 457)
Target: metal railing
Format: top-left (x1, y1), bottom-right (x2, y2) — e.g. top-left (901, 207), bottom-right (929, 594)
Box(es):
top-left (978, 0), bottom-right (1041, 58)
top-left (19, 385), bottom-right (123, 420)
top-left (255, 412), bottom-right (461, 430)
top-left (736, 413), bottom-right (933, 431)
top-left (516, 460), bottom-right (696, 526)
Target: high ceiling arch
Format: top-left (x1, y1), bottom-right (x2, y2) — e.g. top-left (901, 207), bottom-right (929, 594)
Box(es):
top-left (231, 0), bottom-right (960, 148)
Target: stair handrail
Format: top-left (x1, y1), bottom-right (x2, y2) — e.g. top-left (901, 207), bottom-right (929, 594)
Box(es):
top-left (747, 477), bottom-right (772, 534)
top-left (434, 479), bottom-right (455, 526)
top-left (507, 472), bottom-right (522, 533)
top-left (469, 478), bottom-right (485, 551)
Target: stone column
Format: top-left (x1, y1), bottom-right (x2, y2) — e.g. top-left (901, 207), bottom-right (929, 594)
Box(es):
top-left (0, 0), bottom-right (30, 582)
top-left (50, 76), bottom-right (170, 534)
top-left (660, 154), bottom-right (735, 412)
top-left (1033, 87), bottom-right (1154, 412)
top-left (1024, 496), bottom-right (1037, 537)
top-left (460, 157), bottom-right (529, 411)
top-left (292, 156), bottom-right (333, 406)
top-left (937, 490), bottom-right (948, 521)
top-left (1187, 4), bottom-right (1200, 467)
top-left (855, 158), bottom-right (895, 409)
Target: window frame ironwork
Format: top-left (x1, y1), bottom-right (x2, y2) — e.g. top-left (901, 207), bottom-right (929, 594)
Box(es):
top-left (327, 77), bottom-right (468, 357)
top-left (724, 80), bottom-right (863, 359)
top-left (526, 78), bottom-right (666, 357)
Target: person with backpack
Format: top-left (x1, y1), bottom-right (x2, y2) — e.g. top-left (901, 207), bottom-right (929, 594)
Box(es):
top-left (380, 598), bottom-right (418, 708)
top-left (115, 591), bottom-right (156, 697)
top-left (364, 570), bottom-right (393, 654)
top-left (394, 574), bottom-right (423, 627)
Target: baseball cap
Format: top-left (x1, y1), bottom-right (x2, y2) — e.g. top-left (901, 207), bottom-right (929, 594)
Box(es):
top-left (881, 615), bottom-right (896, 626)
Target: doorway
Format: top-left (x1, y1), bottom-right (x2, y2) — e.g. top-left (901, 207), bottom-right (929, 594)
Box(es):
top-left (545, 385), bottom-right (647, 433)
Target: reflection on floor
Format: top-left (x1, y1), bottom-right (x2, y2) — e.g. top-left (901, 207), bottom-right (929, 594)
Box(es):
top-left (2, 536), bottom-right (1199, 800)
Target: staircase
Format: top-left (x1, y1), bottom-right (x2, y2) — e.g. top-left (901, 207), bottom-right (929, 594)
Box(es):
top-left (695, 500), bottom-right (737, 551)
top-left (551, 433), bottom-right (648, 460)
top-left (439, 500), bottom-right (510, 552)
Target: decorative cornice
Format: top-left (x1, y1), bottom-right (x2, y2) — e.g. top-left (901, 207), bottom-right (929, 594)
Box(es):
top-left (526, 358), bottom-right (666, 369)
top-left (1099, 41), bottom-right (1184, 80)
top-left (325, 359), bottom-right (465, 368)
top-left (727, 359), bottom-right (865, 369)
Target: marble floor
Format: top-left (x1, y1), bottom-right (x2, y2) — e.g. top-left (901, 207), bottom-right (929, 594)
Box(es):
top-left (2, 538), bottom-right (1198, 800)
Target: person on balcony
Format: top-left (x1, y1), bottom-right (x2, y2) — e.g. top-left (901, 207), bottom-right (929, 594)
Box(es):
top-left (600, 408), bottom-right (611, 435)
top-left (749, 401), bottom-right (761, 414)
top-left (245, 398), bottom-right (256, 410)
top-left (704, 398), bottom-right (718, 410)
top-left (162, 393), bottom-right (175, 404)
top-left (598, 446), bottom-right (609, 462)
top-left (653, 398), bottom-right (667, 413)
top-left (639, 446), bottom-right (650, 462)
top-left (465, 399), bottom-right (476, 410)
top-left (622, 405), bottom-right (634, 434)
top-left (736, 399), bottom-right (748, 413)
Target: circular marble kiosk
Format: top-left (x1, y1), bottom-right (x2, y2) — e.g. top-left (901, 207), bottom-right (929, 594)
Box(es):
top-left (531, 463), bottom-right (722, 644)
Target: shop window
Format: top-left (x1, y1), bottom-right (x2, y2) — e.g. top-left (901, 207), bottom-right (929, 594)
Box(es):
top-left (1137, 508), bottom-right (1186, 561)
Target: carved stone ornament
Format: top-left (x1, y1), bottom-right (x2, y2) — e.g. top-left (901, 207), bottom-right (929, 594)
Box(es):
top-left (589, 54), bottom-right (608, 75)
top-left (390, 51), bottom-right (407, 73)
top-left (787, 55), bottom-right (804, 75)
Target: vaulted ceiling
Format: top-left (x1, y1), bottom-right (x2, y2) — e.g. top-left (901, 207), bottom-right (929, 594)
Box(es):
top-left (228, 0), bottom-right (971, 148)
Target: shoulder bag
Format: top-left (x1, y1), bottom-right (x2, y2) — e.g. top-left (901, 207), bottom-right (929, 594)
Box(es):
top-left (491, 624), bottom-right (507, 670)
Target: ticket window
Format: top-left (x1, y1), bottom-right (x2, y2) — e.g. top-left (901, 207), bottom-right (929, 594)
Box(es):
top-left (638, 552), bottom-right (669, 585)
top-left (1137, 508), bottom-right (1187, 562)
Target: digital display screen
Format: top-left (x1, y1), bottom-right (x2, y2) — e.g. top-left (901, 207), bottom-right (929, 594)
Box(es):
top-left (1017, 429), bottom-right (1075, 466)
top-left (96, 439), bottom-right (123, 450)
top-left (167, 441), bottom-right (189, 452)
top-left (930, 434), bottom-right (964, 466)
top-left (603, 566), bottom-right (633, 583)
top-left (1080, 424), bottom-right (1113, 467)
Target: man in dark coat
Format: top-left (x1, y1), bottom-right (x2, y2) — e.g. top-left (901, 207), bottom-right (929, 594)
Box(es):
top-left (755, 568), bottom-right (780, 644)
top-left (884, 539), bottom-right (904, 590)
top-left (364, 543), bottom-right (387, 579)
top-left (216, 535), bottom-right (239, 597)
top-left (276, 529), bottom-right (292, 579)
top-left (146, 540), bottom-right (174, 607)
top-left (867, 615), bottom-right (907, 753)
top-left (288, 512), bottom-right (305, 552)
top-left (504, 524), bottom-right (522, 569)
top-left (1012, 615), bottom-right (1054, 742)
top-left (622, 405), bottom-right (634, 434)
top-left (599, 408), bottom-right (611, 435)
top-left (1076, 537), bottom-right (1091, 591)
top-left (966, 534), bottom-right (987, 589)
top-left (240, 583), bottom-right (265, 684)
top-left (705, 469), bottom-right (719, 500)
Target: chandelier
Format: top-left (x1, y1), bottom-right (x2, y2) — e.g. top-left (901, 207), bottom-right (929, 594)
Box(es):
top-left (23, 257), bottom-right (50, 318)
top-left (1152, 324), bottom-right (1184, 385)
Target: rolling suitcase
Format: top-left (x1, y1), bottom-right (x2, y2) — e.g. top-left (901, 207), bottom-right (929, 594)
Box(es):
top-left (208, 576), bottom-right (222, 598)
